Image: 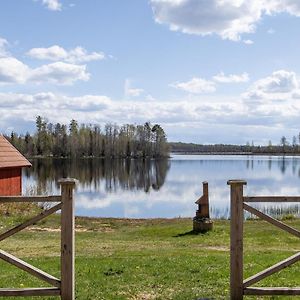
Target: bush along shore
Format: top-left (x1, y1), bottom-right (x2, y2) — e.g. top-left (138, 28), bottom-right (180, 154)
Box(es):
top-left (0, 212), bottom-right (300, 299)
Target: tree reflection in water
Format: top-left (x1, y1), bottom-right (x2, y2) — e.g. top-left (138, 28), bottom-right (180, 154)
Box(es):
top-left (245, 156), bottom-right (300, 175)
top-left (24, 158), bottom-right (170, 195)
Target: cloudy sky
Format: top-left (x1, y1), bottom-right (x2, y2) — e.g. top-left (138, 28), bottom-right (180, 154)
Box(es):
top-left (1, 0), bottom-right (300, 144)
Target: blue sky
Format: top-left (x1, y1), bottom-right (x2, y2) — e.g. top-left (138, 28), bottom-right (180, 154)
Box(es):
top-left (1, 0), bottom-right (300, 144)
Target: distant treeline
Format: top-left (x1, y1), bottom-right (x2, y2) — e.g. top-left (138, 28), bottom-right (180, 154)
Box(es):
top-left (6, 116), bottom-right (169, 158)
top-left (170, 137), bottom-right (300, 155)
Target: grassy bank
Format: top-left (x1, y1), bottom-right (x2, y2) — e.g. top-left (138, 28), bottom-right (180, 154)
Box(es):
top-left (0, 215), bottom-right (300, 299)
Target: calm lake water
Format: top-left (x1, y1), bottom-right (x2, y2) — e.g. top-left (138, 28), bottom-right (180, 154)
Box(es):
top-left (22, 154), bottom-right (300, 219)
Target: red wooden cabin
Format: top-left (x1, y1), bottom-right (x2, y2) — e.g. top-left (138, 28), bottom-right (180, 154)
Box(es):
top-left (0, 135), bottom-right (31, 196)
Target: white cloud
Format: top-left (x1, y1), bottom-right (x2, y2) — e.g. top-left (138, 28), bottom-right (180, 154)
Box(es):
top-left (0, 57), bottom-right (29, 84)
top-left (243, 39), bottom-right (254, 45)
top-left (150, 0), bottom-right (300, 41)
top-left (124, 79), bottom-right (144, 97)
top-left (2, 86), bottom-right (300, 144)
top-left (170, 77), bottom-right (216, 94)
top-left (0, 38), bottom-right (9, 57)
top-left (0, 38), bottom-right (91, 86)
top-left (66, 47), bottom-right (105, 63)
top-left (213, 72), bottom-right (249, 83)
top-left (41, 0), bottom-right (62, 11)
top-left (146, 94), bottom-right (156, 101)
top-left (29, 62), bottom-right (90, 85)
top-left (241, 70), bottom-right (300, 131)
top-left (0, 57), bottom-right (90, 85)
top-left (27, 45), bottom-right (105, 63)
top-left (171, 72), bottom-right (249, 94)
top-left (27, 45), bottom-right (66, 61)
top-left (244, 70), bottom-right (299, 101)
top-left (0, 92), bottom-right (241, 130)
top-left (126, 88), bottom-right (144, 97)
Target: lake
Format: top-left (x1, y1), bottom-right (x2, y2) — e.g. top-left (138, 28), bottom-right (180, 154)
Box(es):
top-left (22, 154), bottom-right (300, 219)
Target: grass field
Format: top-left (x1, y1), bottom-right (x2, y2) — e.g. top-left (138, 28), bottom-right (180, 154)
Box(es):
top-left (0, 213), bottom-right (300, 299)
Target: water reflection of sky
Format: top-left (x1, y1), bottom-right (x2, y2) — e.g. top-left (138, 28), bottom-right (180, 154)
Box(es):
top-left (22, 155), bottom-right (300, 219)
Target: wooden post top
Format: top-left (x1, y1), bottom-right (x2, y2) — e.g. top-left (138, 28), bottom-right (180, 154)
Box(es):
top-left (58, 178), bottom-right (78, 186)
top-left (202, 181), bottom-right (208, 196)
top-left (227, 180), bottom-right (247, 186)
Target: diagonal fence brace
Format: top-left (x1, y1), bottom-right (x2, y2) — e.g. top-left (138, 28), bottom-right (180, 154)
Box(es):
top-left (0, 203), bottom-right (62, 242)
top-left (0, 249), bottom-right (61, 288)
top-left (243, 252), bottom-right (300, 287)
top-left (243, 202), bottom-right (300, 239)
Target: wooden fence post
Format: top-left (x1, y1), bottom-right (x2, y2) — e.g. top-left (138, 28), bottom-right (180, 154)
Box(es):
top-left (202, 181), bottom-right (209, 218)
top-left (228, 180), bottom-right (247, 300)
top-left (59, 178), bottom-right (76, 300)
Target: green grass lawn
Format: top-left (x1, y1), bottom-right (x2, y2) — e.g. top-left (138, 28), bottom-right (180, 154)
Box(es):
top-left (0, 215), bottom-right (300, 299)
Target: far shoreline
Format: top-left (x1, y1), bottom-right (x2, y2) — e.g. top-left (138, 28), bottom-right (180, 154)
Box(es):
top-left (26, 152), bottom-right (300, 159)
top-left (171, 151), bottom-right (300, 156)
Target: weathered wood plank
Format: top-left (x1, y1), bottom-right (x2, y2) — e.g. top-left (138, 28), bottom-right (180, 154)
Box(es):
top-left (0, 195), bottom-right (61, 203)
top-left (60, 179), bottom-right (76, 300)
top-left (228, 180), bottom-right (247, 300)
top-left (0, 287), bottom-right (60, 296)
top-left (243, 252), bottom-right (300, 287)
top-left (244, 287), bottom-right (300, 295)
top-left (243, 203), bottom-right (300, 238)
top-left (0, 250), bottom-right (61, 288)
top-left (0, 203), bottom-right (62, 242)
top-left (244, 196), bottom-right (300, 202)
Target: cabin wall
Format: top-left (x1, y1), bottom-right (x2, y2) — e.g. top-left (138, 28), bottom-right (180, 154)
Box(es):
top-left (0, 167), bottom-right (22, 196)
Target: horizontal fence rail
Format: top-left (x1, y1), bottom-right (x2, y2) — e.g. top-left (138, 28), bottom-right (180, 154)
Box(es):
top-left (0, 178), bottom-right (76, 300)
top-left (0, 287), bottom-right (61, 297)
top-left (0, 195), bottom-right (62, 203)
top-left (244, 287), bottom-right (300, 296)
top-left (244, 196), bottom-right (300, 202)
top-left (228, 180), bottom-right (300, 299)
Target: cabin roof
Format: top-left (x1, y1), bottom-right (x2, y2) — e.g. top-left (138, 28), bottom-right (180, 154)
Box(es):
top-left (0, 135), bottom-right (32, 169)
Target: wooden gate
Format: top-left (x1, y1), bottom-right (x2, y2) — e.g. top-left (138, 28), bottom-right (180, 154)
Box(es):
top-left (0, 178), bottom-right (76, 299)
top-left (228, 180), bottom-right (300, 299)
